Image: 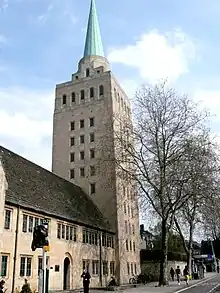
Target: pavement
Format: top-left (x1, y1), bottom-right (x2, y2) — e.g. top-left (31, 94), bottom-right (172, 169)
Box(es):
top-left (90, 273), bottom-right (220, 293)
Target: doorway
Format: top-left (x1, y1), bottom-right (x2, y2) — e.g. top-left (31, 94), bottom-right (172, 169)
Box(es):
top-left (63, 257), bottom-right (70, 290)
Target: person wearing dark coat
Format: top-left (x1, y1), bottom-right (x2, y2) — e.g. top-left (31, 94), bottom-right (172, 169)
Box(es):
top-left (0, 280), bottom-right (5, 293)
top-left (81, 269), bottom-right (91, 293)
top-left (170, 267), bottom-right (175, 281)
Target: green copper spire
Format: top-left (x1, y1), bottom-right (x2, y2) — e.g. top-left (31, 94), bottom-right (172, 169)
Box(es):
top-left (83, 0), bottom-right (104, 58)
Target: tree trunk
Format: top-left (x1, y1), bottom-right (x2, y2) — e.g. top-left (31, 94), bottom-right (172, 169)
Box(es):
top-left (159, 219), bottom-right (169, 286)
top-left (187, 224), bottom-right (194, 276)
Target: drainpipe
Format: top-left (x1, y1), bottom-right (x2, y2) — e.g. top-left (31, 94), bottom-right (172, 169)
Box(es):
top-left (99, 232), bottom-right (102, 287)
top-left (11, 205), bottom-right (20, 293)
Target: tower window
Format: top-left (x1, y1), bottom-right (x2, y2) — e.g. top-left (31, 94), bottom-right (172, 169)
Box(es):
top-left (70, 169), bottom-right (75, 179)
top-left (90, 87), bottom-right (94, 98)
top-left (80, 135), bottom-right (85, 144)
top-left (70, 137), bottom-right (75, 146)
top-left (62, 94), bottom-right (66, 104)
top-left (126, 240), bottom-right (129, 251)
top-left (90, 149), bottom-right (95, 159)
top-left (80, 151), bottom-right (85, 160)
top-left (80, 119), bottom-right (84, 128)
top-left (70, 153), bottom-right (75, 162)
top-left (70, 121), bottom-right (75, 131)
top-left (90, 166), bottom-right (95, 176)
top-left (80, 168), bottom-right (85, 177)
top-left (99, 85), bottom-right (104, 96)
top-left (71, 92), bottom-right (75, 103)
top-left (89, 117), bottom-right (94, 127)
top-left (90, 183), bottom-right (96, 194)
top-left (80, 90), bottom-right (85, 100)
top-left (86, 68), bottom-right (90, 77)
top-left (75, 76), bottom-right (78, 80)
top-left (90, 133), bottom-right (95, 143)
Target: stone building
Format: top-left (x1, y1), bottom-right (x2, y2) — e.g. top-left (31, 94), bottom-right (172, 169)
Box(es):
top-left (0, 146), bottom-right (115, 292)
top-left (0, 0), bottom-right (140, 291)
top-left (52, 0), bottom-right (140, 285)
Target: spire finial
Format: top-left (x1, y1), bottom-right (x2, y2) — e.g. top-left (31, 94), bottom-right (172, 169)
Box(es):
top-left (83, 0), bottom-right (104, 58)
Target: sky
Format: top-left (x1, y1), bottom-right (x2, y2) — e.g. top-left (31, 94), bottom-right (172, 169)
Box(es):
top-left (0, 0), bottom-right (220, 170)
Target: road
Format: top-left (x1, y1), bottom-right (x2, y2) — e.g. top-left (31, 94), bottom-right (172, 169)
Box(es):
top-left (176, 275), bottom-right (220, 293)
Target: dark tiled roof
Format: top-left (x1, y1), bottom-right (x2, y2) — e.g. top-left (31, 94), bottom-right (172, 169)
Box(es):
top-left (0, 146), bottom-right (113, 233)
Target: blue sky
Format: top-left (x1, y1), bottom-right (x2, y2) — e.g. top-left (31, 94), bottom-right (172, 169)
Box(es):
top-left (0, 0), bottom-right (220, 169)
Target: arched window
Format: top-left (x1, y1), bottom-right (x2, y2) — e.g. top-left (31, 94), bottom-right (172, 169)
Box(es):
top-left (90, 87), bottom-right (94, 98)
top-left (86, 68), bottom-right (90, 77)
top-left (99, 85), bottom-right (104, 96)
top-left (71, 92), bottom-right (75, 103)
top-left (62, 94), bottom-right (66, 105)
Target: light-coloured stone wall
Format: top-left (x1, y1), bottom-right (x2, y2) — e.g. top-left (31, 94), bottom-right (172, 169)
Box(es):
top-left (0, 203), bottom-right (115, 293)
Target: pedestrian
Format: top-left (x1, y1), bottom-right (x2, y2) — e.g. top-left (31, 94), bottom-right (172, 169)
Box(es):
top-left (170, 267), bottom-right (175, 281)
top-left (175, 266), bottom-right (181, 285)
top-left (81, 269), bottom-right (91, 293)
top-left (0, 280), bottom-right (6, 293)
top-left (20, 279), bottom-right (32, 293)
top-left (183, 266), bottom-right (189, 285)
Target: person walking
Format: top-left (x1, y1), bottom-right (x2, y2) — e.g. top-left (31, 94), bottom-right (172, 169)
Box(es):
top-left (81, 269), bottom-right (91, 293)
top-left (170, 267), bottom-right (175, 281)
top-left (175, 266), bottom-right (181, 285)
top-left (0, 281), bottom-right (6, 293)
top-left (183, 266), bottom-right (189, 285)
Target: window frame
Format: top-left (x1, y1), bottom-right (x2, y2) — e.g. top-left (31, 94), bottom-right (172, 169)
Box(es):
top-left (4, 209), bottom-right (12, 230)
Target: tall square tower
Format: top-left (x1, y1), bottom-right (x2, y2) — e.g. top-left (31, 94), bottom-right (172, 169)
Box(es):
top-left (52, 0), bottom-right (140, 284)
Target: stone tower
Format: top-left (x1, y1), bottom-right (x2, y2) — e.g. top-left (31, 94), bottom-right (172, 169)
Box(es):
top-left (52, 0), bottom-right (140, 284)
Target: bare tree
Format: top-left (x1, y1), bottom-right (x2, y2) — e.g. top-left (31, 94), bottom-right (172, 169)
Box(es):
top-left (101, 81), bottom-right (210, 286)
top-left (173, 135), bottom-right (219, 275)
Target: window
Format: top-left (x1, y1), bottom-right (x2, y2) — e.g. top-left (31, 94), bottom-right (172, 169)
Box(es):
top-left (70, 169), bottom-right (75, 179)
top-left (69, 226), bottom-right (77, 241)
top-left (103, 261), bottom-right (108, 276)
top-left (22, 214), bottom-right (28, 233)
top-left (102, 234), bottom-right (114, 248)
top-left (57, 223), bottom-right (61, 239)
top-left (28, 216), bottom-right (33, 233)
top-left (80, 168), bottom-right (85, 177)
top-left (110, 262), bottom-right (115, 275)
top-left (124, 202), bottom-right (127, 214)
top-left (80, 151), bottom-right (85, 160)
top-left (34, 217), bottom-right (39, 227)
top-left (90, 183), bottom-right (96, 194)
top-left (86, 68), bottom-right (90, 77)
top-left (126, 239), bottom-right (129, 251)
top-left (99, 85), bottom-right (104, 96)
top-left (80, 90), bottom-right (85, 100)
top-left (1, 255), bottom-right (8, 277)
top-left (4, 209), bottom-right (11, 230)
top-left (90, 166), bottom-right (95, 176)
top-left (130, 241), bottom-right (132, 251)
top-left (82, 260), bottom-right (90, 271)
top-left (134, 263), bottom-right (137, 275)
top-left (129, 223), bottom-right (131, 234)
top-left (90, 87), bottom-right (94, 98)
top-left (55, 265), bottom-right (60, 272)
top-left (38, 256), bottom-right (49, 275)
top-left (71, 92), bottom-right (75, 103)
top-left (70, 137), bottom-right (75, 146)
top-left (90, 149), bottom-right (95, 159)
top-left (131, 263), bottom-right (133, 275)
top-left (125, 221), bottom-right (128, 234)
top-left (133, 242), bottom-right (136, 252)
top-left (92, 260), bottom-right (99, 275)
top-left (127, 262), bottom-right (130, 275)
top-left (66, 226), bottom-right (69, 240)
top-left (97, 70), bottom-right (100, 74)
top-left (70, 153), bottom-right (75, 162)
top-left (75, 76), bottom-right (78, 80)
top-left (61, 225), bottom-right (65, 239)
top-left (70, 121), bottom-right (75, 131)
top-left (62, 94), bottom-right (66, 104)
top-left (89, 117), bottom-right (94, 127)
top-left (82, 229), bottom-right (98, 245)
top-left (80, 135), bottom-right (85, 144)
top-left (80, 119), bottom-right (84, 128)
top-left (20, 257), bottom-right (32, 277)
top-left (90, 133), bottom-right (95, 143)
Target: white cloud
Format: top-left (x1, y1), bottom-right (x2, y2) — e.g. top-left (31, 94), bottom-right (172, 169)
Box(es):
top-left (0, 0), bottom-right (8, 12)
top-left (0, 87), bottom-right (54, 169)
top-left (108, 29), bottom-right (196, 84)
